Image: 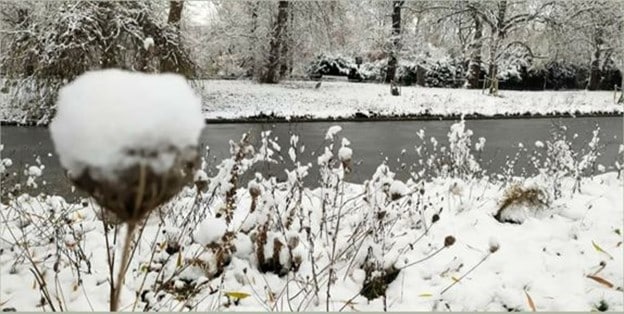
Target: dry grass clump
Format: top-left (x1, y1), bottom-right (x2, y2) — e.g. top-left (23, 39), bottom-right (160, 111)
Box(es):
top-left (494, 183), bottom-right (549, 223)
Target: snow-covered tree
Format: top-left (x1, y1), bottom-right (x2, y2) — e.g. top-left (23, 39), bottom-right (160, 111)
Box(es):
top-left (0, 0), bottom-right (196, 123)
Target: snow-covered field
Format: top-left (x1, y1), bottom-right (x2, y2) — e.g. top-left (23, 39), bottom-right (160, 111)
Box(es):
top-left (199, 80), bottom-right (624, 120)
top-left (2, 79), bottom-right (623, 124)
top-left (1, 121), bottom-right (623, 312)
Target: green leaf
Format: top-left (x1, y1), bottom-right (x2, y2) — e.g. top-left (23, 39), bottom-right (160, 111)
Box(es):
top-left (224, 291), bottom-right (251, 300)
top-left (592, 241), bottom-right (614, 260)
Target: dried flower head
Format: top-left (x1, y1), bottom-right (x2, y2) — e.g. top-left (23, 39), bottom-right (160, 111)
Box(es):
top-left (489, 238), bottom-right (500, 253)
top-left (444, 235), bottom-right (456, 247)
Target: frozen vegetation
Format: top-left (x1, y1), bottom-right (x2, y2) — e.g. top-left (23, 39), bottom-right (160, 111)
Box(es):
top-left (0, 1), bottom-right (622, 311)
top-left (1, 117), bottom-right (622, 311)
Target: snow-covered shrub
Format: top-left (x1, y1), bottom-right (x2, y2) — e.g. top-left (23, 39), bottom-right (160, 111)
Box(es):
top-left (305, 54), bottom-right (357, 78)
top-left (446, 120), bottom-right (482, 179)
top-left (543, 61), bottom-right (583, 90)
top-left (597, 58), bottom-right (624, 90)
top-left (358, 59), bottom-right (387, 82)
top-left (0, 1), bottom-right (196, 124)
top-left (424, 58), bottom-right (465, 88)
top-left (531, 124), bottom-right (604, 199)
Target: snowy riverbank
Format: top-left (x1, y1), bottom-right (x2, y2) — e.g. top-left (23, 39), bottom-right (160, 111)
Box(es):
top-left (199, 80), bottom-right (624, 121)
top-left (1, 79), bottom-right (623, 125)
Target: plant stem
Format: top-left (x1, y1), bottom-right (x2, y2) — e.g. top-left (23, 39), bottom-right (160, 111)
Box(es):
top-left (110, 222), bottom-right (137, 312)
top-left (440, 252), bottom-right (491, 295)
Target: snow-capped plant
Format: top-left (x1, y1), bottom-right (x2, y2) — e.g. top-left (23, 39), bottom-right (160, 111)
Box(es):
top-left (48, 69), bottom-right (204, 311)
top-left (532, 124), bottom-right (604, 199)
top-left (447, 119), bottom-right (482, 179)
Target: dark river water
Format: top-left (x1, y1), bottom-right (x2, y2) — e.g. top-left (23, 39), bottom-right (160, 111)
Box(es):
top-left (1, 116), bottom-right (622, 201)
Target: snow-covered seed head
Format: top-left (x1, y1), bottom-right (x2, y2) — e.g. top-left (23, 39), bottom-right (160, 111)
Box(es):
top-left (249, 185), bottom-right (261, 198)
top-left (50, 70), bottom-right (204, 225)
top-left (444, 235), bottom-right (456, 247)
top-left (489, 238), bottom-right (500, 253)
top-left (74, 146), bottom-right (200, 224)
top-left (194, 169), bottom-right (209, 192)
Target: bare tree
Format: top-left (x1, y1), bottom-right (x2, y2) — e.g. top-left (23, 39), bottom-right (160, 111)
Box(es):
top-left (466, 6), bottom-right (484, 88)
top-left (385, 1), bottom-right (404, 83)
top-left (259, 1), bottom-right (289, 83)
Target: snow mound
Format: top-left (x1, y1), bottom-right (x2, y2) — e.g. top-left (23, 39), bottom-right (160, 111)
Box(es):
top-left (389, 180), bottom-right (409, 199)
top-left (49, 69), bottom-right (204, 181)
top-left (193, 217), bottom-right (227, 246)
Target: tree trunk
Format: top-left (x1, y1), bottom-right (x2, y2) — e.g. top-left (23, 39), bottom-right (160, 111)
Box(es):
top-left (248, 1), bottom-right (259, 77)
top-left (466, 11), bottom-right (483, 89)
top-left (385, 1), bottom-right (403, 83)
top-left (167, 0), bottom-right (184, 25)
top-left (279, 3), bottom-right (292, 78)
top-left (488, 0), bottom-right (507, 95)
top-left (160, 0), bottom-right (185, 74)
top-left (588, 29), bottom-right (604, 90)
top-left (260, 1), bottom-right (288, 84)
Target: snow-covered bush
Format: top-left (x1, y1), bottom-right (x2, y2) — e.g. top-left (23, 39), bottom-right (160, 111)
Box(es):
top-left (358, 59), bottom-right (387, 82)
top-left (305, 54), bottom-right (357, 78)
top-left (0, 1), bottom-right (196, 124)
top-left (0, 194), bottom-right (97, 311)
top-left (424, 58), bottom-right (465, 88)
top-left (527, 124), bottom-right (604, 201)
top-left (543, 61), bottom-right (585, 90)
top-left (413, 120), bottom-right (482, 180)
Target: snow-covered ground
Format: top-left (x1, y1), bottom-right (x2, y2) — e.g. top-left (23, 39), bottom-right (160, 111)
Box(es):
top-left (1, 122), bottom-right (623, 312)
top-left (1, 171), bottom-right (622, 311)
top-left (199, 80), bottom-right (624, 120)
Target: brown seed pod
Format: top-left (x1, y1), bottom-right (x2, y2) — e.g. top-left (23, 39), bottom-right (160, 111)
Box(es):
top-left (249, 185), bottom-right (261, 198)
top-left (444, 235), bottom-right (456, 247)
top-left (69, 146), bottom-right (199, 225)
top-left (489, 243), bottom-right (500, 253)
